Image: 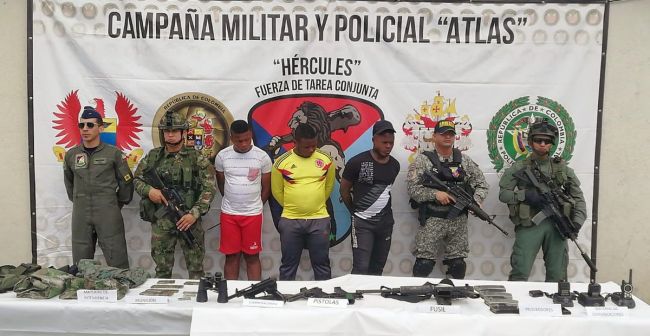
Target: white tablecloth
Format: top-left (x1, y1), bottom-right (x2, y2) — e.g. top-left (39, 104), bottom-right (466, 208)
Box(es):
top-left (1, 274), bottom-right (649, 336)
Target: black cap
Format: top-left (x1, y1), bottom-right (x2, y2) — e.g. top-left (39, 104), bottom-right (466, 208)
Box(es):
top-left (373, 120), bottom-right (396, 135)
top-left (434, 120), bottom-right (456, 134)
top-left (80, 106), bottom-right (103, 123)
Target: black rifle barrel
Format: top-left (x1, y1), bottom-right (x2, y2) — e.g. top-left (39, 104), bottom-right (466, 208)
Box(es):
top-left (519, 165), bottom-right (597, 273)
top-left (424, 172), bottom-right (508, 236)
top-left (143, 169), bottom-right (197, 246)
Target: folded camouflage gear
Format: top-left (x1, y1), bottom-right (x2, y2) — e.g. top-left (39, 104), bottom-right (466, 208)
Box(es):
top-left (77, 259), bottom-right (150, 287)
top-left (59, 259), bottom-right (151, 299)
top-left (14, 267), bottom-right (73, 299)
top-left (59, 277), bottom-right (129, 300)
top-left (0, 263), bottom-right (42, 293)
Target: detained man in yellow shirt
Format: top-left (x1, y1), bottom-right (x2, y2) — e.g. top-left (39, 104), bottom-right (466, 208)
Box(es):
top-left (271, 124), bottom-right (336, 280)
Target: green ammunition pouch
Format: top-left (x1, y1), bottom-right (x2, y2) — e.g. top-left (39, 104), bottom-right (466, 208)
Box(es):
top-left (508, 203), bottom-right (532, 227)
top-left (509, 158), bottom-right (575, 227)
top-left (139, 197), bottom-right (156, 222)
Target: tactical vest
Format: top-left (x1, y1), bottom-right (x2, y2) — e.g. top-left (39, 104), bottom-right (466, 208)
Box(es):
top-left (421, 149), bottom-right (473, 219)
top-left (139, 147), bottom-right (202, 222)
top-left (509, 157), bottom-right (575, 227)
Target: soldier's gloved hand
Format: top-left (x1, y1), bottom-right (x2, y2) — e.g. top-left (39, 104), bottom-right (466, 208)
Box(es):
top-left (524, 189), bottom-right (544, 208)
top-left (435, 191), bottom-right (456, 205)
top-left (148, 188), bottom-right (168, 205)
top-left (177, 213), bottom-right (197, 231)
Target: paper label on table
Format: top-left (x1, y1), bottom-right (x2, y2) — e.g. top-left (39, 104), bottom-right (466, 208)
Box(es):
top-left (519, 303), bottom-right (562, 317)
top-left (77, 289), bottom-right (118, 303)
top-left (242, 298), bottom-right (285, 308)
top-left (125, 295), bottom-right (169, 304)
top-left (415, 304), bottom-right (461, 314)
top-left (586, 306), bottom-right (629, 318)
top-left (307, 297), bottom-right (348, 308)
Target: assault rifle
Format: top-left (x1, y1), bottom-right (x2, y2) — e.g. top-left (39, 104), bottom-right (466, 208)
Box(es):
top-left (356, 279), bottom-right (479, 305)
top-left (422, 171), bottom-right (508, 236)
top-left (142, 169), bottom-right (197, 247)
top-left (228, 278), bottom-right (285, 301)
top-left (513, 163), bottom-right (597, 273)
top-left (285, 286), bottom-right (363, 304)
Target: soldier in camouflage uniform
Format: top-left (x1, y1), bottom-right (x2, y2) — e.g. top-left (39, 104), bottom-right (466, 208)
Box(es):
top-left (63, 106), bottom-right (134, 269)
top-left (499, 119), bottom-right (586, 282)
top-left (134, 111), bottom-right (216, 279)
top-left (407, 120), bottom-right (488, 279)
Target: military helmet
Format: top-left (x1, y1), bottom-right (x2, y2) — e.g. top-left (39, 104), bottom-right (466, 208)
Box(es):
top-left (158, 111), bottom-right (188, 130)
top-left (528, 118), bottom-right (558, 140)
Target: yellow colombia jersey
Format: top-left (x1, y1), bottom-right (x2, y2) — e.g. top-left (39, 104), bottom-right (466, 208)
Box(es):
top-left (271, 148), bottom-right (336, 219)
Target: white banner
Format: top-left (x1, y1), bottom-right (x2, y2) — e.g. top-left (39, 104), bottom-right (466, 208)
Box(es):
top-left (33, 0), bottom-right (604, 282)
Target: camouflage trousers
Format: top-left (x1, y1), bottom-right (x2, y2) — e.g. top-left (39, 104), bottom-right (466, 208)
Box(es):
top-left (151, 218), bottom-right (205, 279)
top-left (414, 214), bottom-right (469, 260)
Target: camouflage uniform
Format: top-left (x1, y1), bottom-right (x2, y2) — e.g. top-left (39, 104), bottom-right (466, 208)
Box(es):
top-left (407, 150), bottom-right (488, 278)
top-left (0, 264), bottom-right (41, 293)
top-left (14, 268), bottom-right (74, 299)
top-left (499, 154), bottom-right (586, 281)
top-left (59, 259), bottom-right (150, 299)
top-left (134, 114), bottom-right (216, 279)
top-left (63, 142), bottom-right (134, 269)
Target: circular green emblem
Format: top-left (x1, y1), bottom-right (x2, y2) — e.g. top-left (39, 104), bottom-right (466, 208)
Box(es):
top-left (487, 96), bottom-right (576, 172)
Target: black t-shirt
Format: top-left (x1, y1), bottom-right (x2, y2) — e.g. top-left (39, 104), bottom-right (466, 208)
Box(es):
top-left (83, 145), bottom-right (98, 155)
top-left (342, 150), bottom-right (400, 222)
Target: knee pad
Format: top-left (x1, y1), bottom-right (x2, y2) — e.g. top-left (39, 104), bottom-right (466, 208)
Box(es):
top-left (412, 258), bottom-right (435, 277)
top-left (443, 258), bottom-right (466, 279)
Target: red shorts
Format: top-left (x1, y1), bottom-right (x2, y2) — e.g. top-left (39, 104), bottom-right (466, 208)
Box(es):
top-left (219, 212), bottom-right (263, 255)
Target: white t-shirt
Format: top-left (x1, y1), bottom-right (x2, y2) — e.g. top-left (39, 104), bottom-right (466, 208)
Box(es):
top-left (214, 145), bottom-right (272, 215)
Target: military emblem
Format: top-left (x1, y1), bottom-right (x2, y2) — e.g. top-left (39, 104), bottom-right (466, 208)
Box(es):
top-left (249, 94), bottom-right (382, 246)
top-left (450, 166), bottom-right (462, 178)
top-left (153, 92), bottom-right (234, 161)
top-left (74, 153), bottom-right (87, 168)
top-left (487, 96), bottom-right (577, 172)
top-left (51, 90), bottom-right (144, 169)
top-left (402, 91), bottom-right (474, 162)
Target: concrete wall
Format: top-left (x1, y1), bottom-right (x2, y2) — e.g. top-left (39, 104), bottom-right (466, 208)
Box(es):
top-left (1, 0), bottom-right (648, 299)
top-left (0, 0), bottom-right (31, 265)
top-left (598, 0), bottom-right (650, 300)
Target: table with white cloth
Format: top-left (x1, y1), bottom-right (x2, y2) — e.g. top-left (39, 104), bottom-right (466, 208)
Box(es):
top-left (1, 274), bottom-right (649, 336)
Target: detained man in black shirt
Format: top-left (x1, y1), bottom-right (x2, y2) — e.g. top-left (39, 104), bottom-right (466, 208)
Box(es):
top-left (340, 120), bottom-right (400, 275)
